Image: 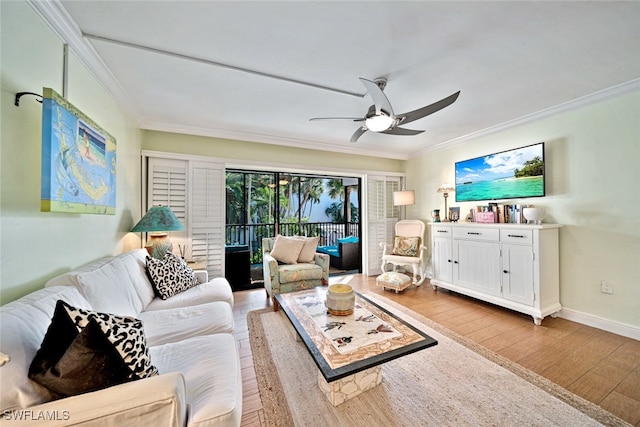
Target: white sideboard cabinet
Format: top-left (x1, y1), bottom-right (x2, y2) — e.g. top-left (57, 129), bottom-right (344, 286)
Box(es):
top-left (429, 222), bottom-right (562, 325)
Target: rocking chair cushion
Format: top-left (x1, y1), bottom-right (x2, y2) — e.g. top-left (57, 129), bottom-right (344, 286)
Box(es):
top-left (391, 236), bottom-right (421, 257)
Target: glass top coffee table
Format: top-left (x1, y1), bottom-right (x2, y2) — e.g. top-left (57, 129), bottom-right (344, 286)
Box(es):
top-left (275, 287), bottom-right (437, 406)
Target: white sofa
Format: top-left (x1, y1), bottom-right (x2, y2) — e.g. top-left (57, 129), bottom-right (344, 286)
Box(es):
top-left (0, 249), bottom-right (242, 427)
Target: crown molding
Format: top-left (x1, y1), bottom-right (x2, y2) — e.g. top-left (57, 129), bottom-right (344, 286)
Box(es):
top-left (418, 78), bottom-right (640, 155)
top-left (140, 120), bottom-right (409, 161)
top-left (27, 0), bottom-right (406, 161)
top-left (32, 0), bottom-right (636, 162)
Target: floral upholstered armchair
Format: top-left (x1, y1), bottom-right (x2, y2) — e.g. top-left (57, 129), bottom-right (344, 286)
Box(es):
top-left (262, 236), bottom-right (330, 311)
top-left (380, 220), bottom-right (427, 285)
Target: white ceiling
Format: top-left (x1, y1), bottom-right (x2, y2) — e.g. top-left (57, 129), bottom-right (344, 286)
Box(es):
top-left (38, 1), bottom-right (640, 160)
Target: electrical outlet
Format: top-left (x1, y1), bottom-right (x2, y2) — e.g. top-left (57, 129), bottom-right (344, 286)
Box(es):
top-left (601, 281), bottom-right (614, 294)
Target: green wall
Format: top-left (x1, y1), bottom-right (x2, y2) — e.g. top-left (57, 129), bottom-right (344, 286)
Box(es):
top-left (2, 1), bottom-right (637, 335)
top-left (0, 2), bottom-right (143, 304)
top-left (407, 90), bottom-right (640, 329)
top-left (142, 130), bottom-right (405, 173)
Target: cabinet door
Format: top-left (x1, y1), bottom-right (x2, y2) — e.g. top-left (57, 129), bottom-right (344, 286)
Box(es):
top-left (433, 237), bottom-right (453, 283)
top-left (454, 240), bottom-right (501, 296)
top-left (501, 244), bottom-right (535, 306)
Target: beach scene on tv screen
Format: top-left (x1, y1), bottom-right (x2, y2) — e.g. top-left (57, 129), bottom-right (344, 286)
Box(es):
top-left (455, 144), bottom-right (544, 202)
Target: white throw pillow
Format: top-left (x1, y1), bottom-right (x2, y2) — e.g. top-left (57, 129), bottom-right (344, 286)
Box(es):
top-left (293, 236), bottom-right (320, 263)
top-left (76, 257), bottom-right (145, 317)
top-left (270, 235), bottom-right (305, 264)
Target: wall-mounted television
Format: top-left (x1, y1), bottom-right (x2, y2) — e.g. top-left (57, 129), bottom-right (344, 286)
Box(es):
top-left (455, 142), bottom-right (545, 202)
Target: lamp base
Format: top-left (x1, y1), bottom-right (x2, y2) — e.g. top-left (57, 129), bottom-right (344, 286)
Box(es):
top-left (145, 233), bottom-right (173, 259)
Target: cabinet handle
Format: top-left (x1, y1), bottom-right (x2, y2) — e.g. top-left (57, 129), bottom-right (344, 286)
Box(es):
top-left (447, 259), bottom-right (452, 263)
top-left (508, 234), bottom-right (525, 238)
top-left (503, 270), bottom-right (508, 274)
top-left (454, 261), bottom-right (459, 264)
top-left (437, 230), bottom-right (448, 233)
top-left (467, 232), bottom-right (481, 235)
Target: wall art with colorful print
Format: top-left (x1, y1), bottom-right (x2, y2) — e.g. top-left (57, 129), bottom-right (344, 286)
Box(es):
top-left (41, 88), bottom-right (116, 214)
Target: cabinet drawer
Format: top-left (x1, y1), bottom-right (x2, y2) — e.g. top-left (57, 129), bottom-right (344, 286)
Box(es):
top-left (453, 227), bottom-right (499, 242)
top-left (432, 225), bottom-right (452, 237)
top-left (500, 228), bottom-right (533, 244)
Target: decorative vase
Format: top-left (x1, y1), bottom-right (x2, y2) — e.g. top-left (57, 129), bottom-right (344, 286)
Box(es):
top-left (523, 207), bottom-right (545, 225)
top-left (326, 284), bottom-right (355, 316)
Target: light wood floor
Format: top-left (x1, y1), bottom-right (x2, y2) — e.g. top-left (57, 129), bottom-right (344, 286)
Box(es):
top-left (233, 274), bottom-right (640, 426)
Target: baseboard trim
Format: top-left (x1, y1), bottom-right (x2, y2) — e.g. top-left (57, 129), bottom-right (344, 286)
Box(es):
top-left (558, 308), bottom-right (640, 340)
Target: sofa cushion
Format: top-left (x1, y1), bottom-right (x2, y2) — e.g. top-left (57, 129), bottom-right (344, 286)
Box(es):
top-left (0, 286), bottom-right (92, 412)
top-left (146, 252), bottom-right (199, 300)
top-left (139, 301), bottom-right (234, 347)
top-left (270, 235), bottom-right (306, 264)
top-left (44, 256), bottom-right (114, 288)
top-left (122, 249), bottom-right (157, 308)
top-left (150, 334), bottom-right (242, 427)
top-left (278, 263), bottom-right (323, 283)
top-left (53, 301), bottom-right (159, 380)
top-left (316, 245), bottom-right (339, 257)
top-left (392, 236), bottom-right (421, 257)
top-left (75, 256), bottom-right (146, 317)
top-left (145, 277), bottom-right (234, 311)
top-left (292, 236), bottom-right (320, 263)
top-left (29, 316), bottom-right (134, 398)
top-left (45, 250), bottom-right (156, 311)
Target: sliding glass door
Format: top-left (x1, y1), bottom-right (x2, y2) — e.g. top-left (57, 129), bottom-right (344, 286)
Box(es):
top-left (226, 169), bottom-right (360, 268)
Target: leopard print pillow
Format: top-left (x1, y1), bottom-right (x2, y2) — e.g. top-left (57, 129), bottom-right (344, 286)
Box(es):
top-left (146, 252), bottom-right (200, 300)
top-left (60, 300), bottom-right (158, 379)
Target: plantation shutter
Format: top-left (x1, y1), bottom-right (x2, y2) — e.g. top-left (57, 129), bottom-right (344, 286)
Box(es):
top-left (190, 161), bottom-right (225, 278)
top-left (365, 175), bottom-right (400, 275)
top-left (147, 157), bottom-right (189, 246)
top-left (146, 156), bottom-right (225, 277)
top-left (385, 178), bottom-right (400, 244)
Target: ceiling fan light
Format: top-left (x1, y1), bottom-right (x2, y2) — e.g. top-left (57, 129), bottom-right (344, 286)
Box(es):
top-left (365, 114), bottom-right (394, 132)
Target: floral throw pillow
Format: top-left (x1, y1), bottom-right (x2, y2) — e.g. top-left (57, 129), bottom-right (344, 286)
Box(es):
top-left (146, 252), bottom-right (200, 300)
top-left (391, 236), bottom-right (421, 257)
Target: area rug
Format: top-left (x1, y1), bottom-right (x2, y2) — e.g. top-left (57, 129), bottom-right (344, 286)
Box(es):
top-left (248, 292), bottom-right (630, 427)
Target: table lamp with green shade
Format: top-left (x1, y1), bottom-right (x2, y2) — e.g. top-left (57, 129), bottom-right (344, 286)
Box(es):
top-left (131, 205), bottom-right (184, 259)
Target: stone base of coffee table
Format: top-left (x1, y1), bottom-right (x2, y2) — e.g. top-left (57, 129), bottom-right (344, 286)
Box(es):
top-left (317, 366), bottom-right (382, 406)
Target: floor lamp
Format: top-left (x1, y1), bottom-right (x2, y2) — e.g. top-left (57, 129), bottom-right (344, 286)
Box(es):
top-left (393, 189), bottom-right (415, 219)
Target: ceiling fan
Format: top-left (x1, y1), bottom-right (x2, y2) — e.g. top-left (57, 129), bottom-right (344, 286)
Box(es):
top-left (310, 77), bottom-right (460, 143)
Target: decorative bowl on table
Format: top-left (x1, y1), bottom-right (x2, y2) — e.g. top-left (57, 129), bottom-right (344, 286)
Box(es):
top-left (523, 207), bottom-right (545, 225)
top-left (326, 284), bottom-right (355, 316)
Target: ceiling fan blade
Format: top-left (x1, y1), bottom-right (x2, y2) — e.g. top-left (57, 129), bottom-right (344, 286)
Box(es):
top-left (350, 126), bottom-right (367, 143)
top-left (309, 117), bottom-right (364, 122)
top-left (398, 91), bottom-right (460, 125)
top-left (381, 127), bottom-right (425, 136)
top-left (359, 78), bottom-right (394, 117)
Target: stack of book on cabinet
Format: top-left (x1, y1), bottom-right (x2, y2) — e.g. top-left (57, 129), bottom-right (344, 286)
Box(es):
top-left (471, 203), bottom-right (532, 223)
